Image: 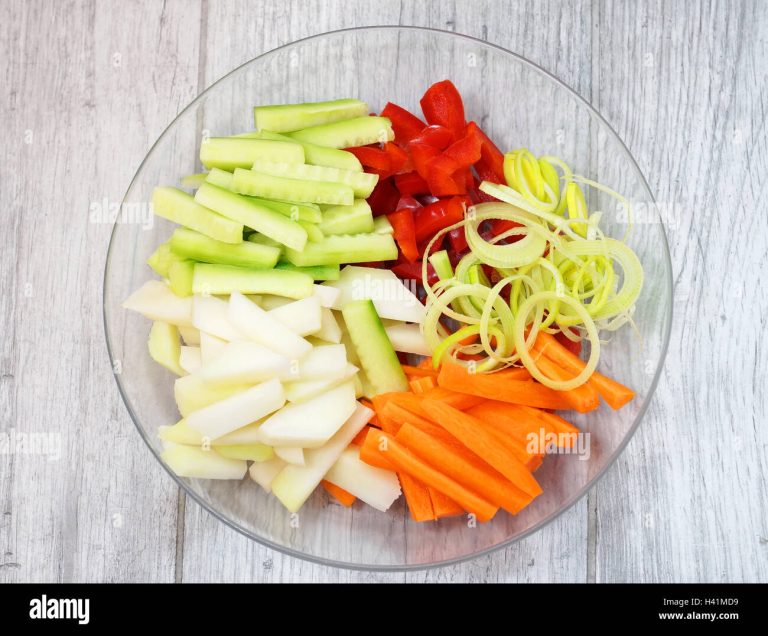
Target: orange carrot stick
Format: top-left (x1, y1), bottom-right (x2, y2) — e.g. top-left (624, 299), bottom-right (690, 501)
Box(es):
top-left (359, 428), bottom-right (434, 521)
top-left (437, 361), bottom-right (571, 410)
top-left (322, 480), bottom-right (356, 506)
top-left (395, 422), bottom-right (533, 514)
top-left (373, 430), bottom-right (498, 522)
top-left (467, 401), bottom-right (577, 450)
top-left (428, 488), bottom-right (465, 518)
top-left (529, 349), bottom-right (600, 413)
top-left (401, 364), bottom-right (438, 378)
top-left (410, 375), bottom-right (437, 393)
top-left (420, 399), bottom-right (543, 498)
top-left (351, 424), bottom-right (375, 446)
top-left (420, 386), bottom-right (487, 410)
top-left (535, 332), bottom-right (635, 410)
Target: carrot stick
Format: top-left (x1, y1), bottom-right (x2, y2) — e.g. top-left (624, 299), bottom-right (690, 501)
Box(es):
top-left (420, 386), bottom-right (487, 410)
top-left (535, 331), bottom-right (635, 410)
top-left (382, 401), bottom-right (434, 432)
top-left (395, 422), bottom-right (533, 514)
top-left (437, 360), bottom-right (571, 410)
top-left (529, 349), bottom-right (600, 412)
top-left (373, 430), bottom-right (498, 522)
top-left (371, 393), bottom-right (400, 433)
top-left (420, 399), bottom-right (543, 498)
top-left (401, 364), bottom-right (438, 378)
top-left (351, 424), bottom-right (375, 446)
top-left (516, 404), bottom-right (581, 448)
top-left (428, 488), bottom-right (465, 518)
top-left (322, 480), bottom-right (356, 506)
top-left (410, 376), bottom-right (437, 394)
top-left (417, 357), bottom-right (435, 369)
top-left (359, 428), bottom-right (434, 521)
top-left (467, 401), bottom-right (577, 450)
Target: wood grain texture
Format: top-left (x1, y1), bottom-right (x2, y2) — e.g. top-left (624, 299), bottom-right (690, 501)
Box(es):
top-left (0, 0), bottom-right (765, 583)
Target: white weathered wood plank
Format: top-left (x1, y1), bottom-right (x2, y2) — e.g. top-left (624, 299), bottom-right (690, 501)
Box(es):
top-left (180, 0), bottom-right (591, 582)
top-left (592, 0), bottom-right (768, 582)
top-left (0, 0), bottom-right (202, 582)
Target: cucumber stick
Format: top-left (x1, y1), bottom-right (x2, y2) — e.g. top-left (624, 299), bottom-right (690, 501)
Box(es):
top-left (168, 258), bottom-right (195, 296)
top-left (162, 445), bottom-right (247, 480)
top-left (275, 262), bottom-right (340, 281)
top-left (195, 182), bottom-right (307, 251)
top-left (341, 300), bottom-right (409, 395)
top-left (373, 215), bottom-right (394, 235)
top-left (251, 160), bottom-right (378, 198)
top-left (170, 227), bottom-right (280, 269)
top-left (283, 232), bottom-right (398, 267)
top-left (254, 98), bottom-right (368, 133)
top-left (319, 200), bottom-right (374, 235)
top-left (232, 168), bottom-right (354, 206)
top-left (147, 242), bottom-right (176, 277)
top-left (193, 263), bottom-right (314, 298)
top-left (152, 187), bottom-right (243, 244)
top-left (299, 220), bottom-right (324, 243)
top-left (288, 116), bottom-right (394, 149)
top-left (205, 169), bottom-right (323, 223)
top-left (200, 137), bottom-right (304, 171)
top-left (249, 131), bottom-right (362, 172)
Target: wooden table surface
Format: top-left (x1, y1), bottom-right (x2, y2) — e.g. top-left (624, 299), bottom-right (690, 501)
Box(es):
top-left (1, 0), bottom-right (766, 583)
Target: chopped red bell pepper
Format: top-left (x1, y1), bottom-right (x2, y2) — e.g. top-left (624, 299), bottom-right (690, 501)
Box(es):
top-left (426, 155), bottom-right (466, 196)
top-left (413, 195), bottom-right (467, 242)
top-left (418, 235), bottom-right (447, 259)
top-left (391, 260), bottom-right (439, 287)
top-left (367, 177), bottom-right (400, 216)
top-left (419, 80), bottom-right (466, 138)
top-left (395, 195), bottom-right (423, 213)
top-left (408, 142), bottom-right (441, 180)
top-left (443, 121), bottom-right (483, 168)
top-left (447, 227), bottom-right (468, 253)
top-left (381, 102), bottom-right (426, 144)
top-left (474, 160), bottom-right (502, 202)
top-left (410, 125), bottom-right (455, 150)
top-left (394, 171), bottom-right (430, 196)
top-left (387, 208), bottom-right (419, 263)
top-left (472, 123), bottom-right (505, 181)
top-left (384, 142), bottom-right (411, 174)
top-left (345, 145), bottom-right (391, 171)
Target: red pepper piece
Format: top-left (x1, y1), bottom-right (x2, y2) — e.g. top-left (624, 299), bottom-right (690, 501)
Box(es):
top-left (395, 171), bottom-right (430, 196)
top-left (345, 146), bottom-right (391, 171)
top-left (555, 329), bottom-right (582, 356)
top-left (418, 235), bottom-right (447, 259)
top-left (408, 142), bottom-right (441, 180)
top-left (426, 155), bottom-right (466, 197)
top-left (381, 102), bottom-right (426, 144)
top-left (447, 227), bottom-right (468, 253)
top-left (391, 260), bottom-right (439, 287)
top-left (384, 142), bottom-right (411, 174)
top-left (419, 80), bottom-right (466, 138)
top-left (410, 125), bottom-right (455, 150)
top-left (395, 195), bottom-right (423, 213)
top-left (387, 208), bottom-right (419, 263)
top-left (443, 121), bottom-right (483, 168)
top-left (367, 177), bottom-right (400, 217)
top-left (414, 196), bottom-right (467, 243)
top-left (472, 123), bottom-right (505, 181)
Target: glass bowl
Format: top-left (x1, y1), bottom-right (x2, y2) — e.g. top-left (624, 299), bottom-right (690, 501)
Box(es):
top-left (103, 26), bottom-right (673, 570)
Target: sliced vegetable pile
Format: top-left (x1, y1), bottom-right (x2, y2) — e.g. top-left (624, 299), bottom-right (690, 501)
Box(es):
top-left (123, 80), bottom-right (643, 522)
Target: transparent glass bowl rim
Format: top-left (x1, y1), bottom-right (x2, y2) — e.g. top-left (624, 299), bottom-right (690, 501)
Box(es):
top-left (103, 25), bottom-right (674, 572)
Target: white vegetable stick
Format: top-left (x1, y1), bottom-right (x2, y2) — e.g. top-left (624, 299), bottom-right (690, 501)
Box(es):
top-left (267, 295), bottom-right (322, 336)
top-left (325, 265), bottom-right (426, 323)
top-left (384, 323), bottom-right (430, 356)
top-left (313, 307), bottom-right (342, 343)
top-left (258, 380), bottom-right (357, 448)
top-left (179, 346), bottom-right (202, 374)
top-left (258, 294), bottom-right (293, 311)
top-left (274, 446), bottom-right (305, 465)
top-left (270, 404), bottom-right (373, 512)
top-left (199, 331), bottom-right (228, 364)
top-left (249, 457), bottom-right (286, 492)
top-left (192, 295), bottom-right (244, 341)
top-left (326, 447), bottom-right (401, 511)
top-left (313, 284), bottom-right (340, 308)
top-left (174, 374), bottom-right (251, 417)
top-left (199, 340), bottom-right (292, 385)
top-left (162, 445), bottom-right (248, 480)
top-left (228, 291), bottom-right (312, 360)
top-left (295, 344), bottom-right (347, 380)
top-left (178, 325), bottom-right (201, 345)
top-left (187, 378), bottom-right (285, 440)
top-left (284, 363), bottom-right (358, 403)
top-left (123, 280), bottom-right (193, 327)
